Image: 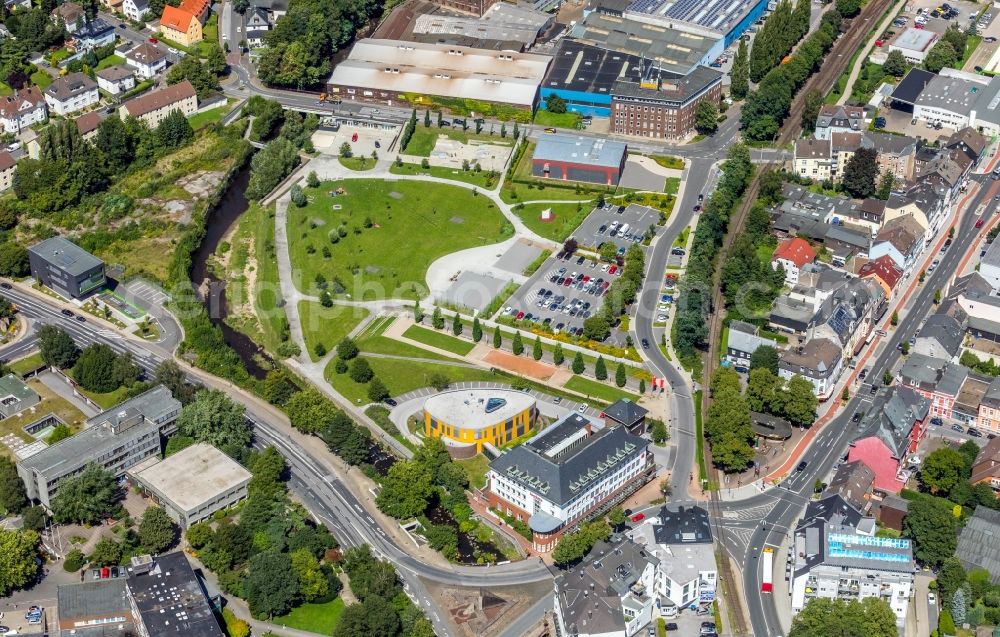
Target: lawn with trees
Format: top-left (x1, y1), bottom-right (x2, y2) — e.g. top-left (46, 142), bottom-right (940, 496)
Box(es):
top-left (288, 179), bottom-right (512, 301)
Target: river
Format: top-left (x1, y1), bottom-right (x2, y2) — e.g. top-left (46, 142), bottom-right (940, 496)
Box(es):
top-left (189, 167), bottom-right (272, 379)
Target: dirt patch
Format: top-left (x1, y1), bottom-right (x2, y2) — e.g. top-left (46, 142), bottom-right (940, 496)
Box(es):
top-left (177, 170), bottom-right (226, 199)
top-left (421, 578), bottom-right (552, 637)
top-left (389, 191), bottom-right (403, 199)
top-left (483, 350), bottom-right (554, 380)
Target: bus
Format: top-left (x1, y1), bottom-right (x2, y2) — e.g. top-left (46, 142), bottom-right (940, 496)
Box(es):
top-left (761, 547), bottom-right (774, 593)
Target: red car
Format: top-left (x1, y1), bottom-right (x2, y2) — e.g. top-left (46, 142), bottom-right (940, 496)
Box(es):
top-left (515, 311), bottom-right (525, 320)
top-left (630, 512), bottom-right (645, 522)
top-left (351, 132), bottom-right (359, 142)
top-left (148, 36), bottom-right (158, 43)
top-left (608, 265), bottom-right (618, 275)
top-left (977, 218), bottom-right (985, 229)
top-left (563, 278), bottom-right (572, 286)
top-left (875, 39), bottom-right (883, 47)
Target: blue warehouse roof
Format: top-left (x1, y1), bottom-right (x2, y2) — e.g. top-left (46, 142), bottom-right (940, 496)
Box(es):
top-left (532, 134), bottom-right (627, 169)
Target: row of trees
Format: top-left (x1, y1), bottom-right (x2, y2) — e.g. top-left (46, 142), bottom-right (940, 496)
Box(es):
top-left (64, 505), bottom-right (179, 575)
top-left (705, 368), bottom-right (756, 471)
top-left (742, 9), bottom-right (844, 141)
top-left (245, 97), bottom-right (318, 199)
top-left (788, 598), bottom-right (896, 637)
top-left (748, 0), bottom-right (812, 82)
top-left (673, 143), bottom-right (754, 368)
top-left (336, 546), bottom-right (436, 637)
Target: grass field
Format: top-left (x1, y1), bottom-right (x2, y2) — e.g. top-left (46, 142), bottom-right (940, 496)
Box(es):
top-left (272, 598), bottom-right (345, 634)
top-left (403, 126), bottom-right (511, 156)
top-left (338, 156), bottom-right (377, 171)
top-left (77, 385), bottom-right (131, 410)
top-left (299, 302), bottom-right (370, 361)
top-left (290, 179), bottom-right (512, 300)
top-left (388, 162), bottom-right (498, 188)
top-left (563, 375), bottom-right (638, 403)
top-left (456, 454), bottom-right (491, 489)
top-left (10, 352), bottom-right (44, 377)
top-left (188, 102), bottom-right (232, 130)
top-left (533, 109), bottom-right (581, 129)
top-left (402, 325), bottom-right (474, 356)
top-left (513, 202), bottom-right (592, 242)
top-left (96, 55), bottom-right (125, 71)
top-left (648, 155), bottom-right (685, 170)
top-left (0, 380), bottom-right (86, 458)
top-left (326, 355), bottom-right (502, 404)
top-left (29, 70), bottom-right (51, 90)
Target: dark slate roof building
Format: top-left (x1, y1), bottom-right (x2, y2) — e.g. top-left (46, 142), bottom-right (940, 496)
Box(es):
top-left (890, 68), bottom-right (936, 106)
top-left (957, 507), bottom-right (1000, 583)
top-left (27, 236), bottom-right (106, 299)
top-left (825, 460), bottom-right (875, 513)
top-left (914, 312), bottom-right (965, 360)
top-left (602, 398), bottom-right (648, 433)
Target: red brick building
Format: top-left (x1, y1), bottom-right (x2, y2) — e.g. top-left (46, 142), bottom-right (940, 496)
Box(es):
top-left (611, 66), bottom-right (722, 140)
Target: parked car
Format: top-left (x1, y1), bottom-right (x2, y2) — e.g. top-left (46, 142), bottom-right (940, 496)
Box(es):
top-left (664, 623), bottom-right (678, 631)
top-left (952, 424), bottom-right (965, 433)
top-left (630, 512), bottom-right (645, 522)
top-left (969, 427), bottom-right (984, 438)
top-left (931, 417), bottom-right (943, 426)
top-left (929, 593), bottom-right (937, 605)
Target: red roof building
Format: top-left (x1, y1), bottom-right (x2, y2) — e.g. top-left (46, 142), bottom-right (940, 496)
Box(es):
top-left (771, 237), bottom-right (817, 285)
top-left (858, 254), bottom-right (903, 298)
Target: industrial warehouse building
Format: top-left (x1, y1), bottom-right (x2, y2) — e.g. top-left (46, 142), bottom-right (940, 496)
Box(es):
top-left (531, 134), bottom-right (628, 185)
top-left (28, 236), bottom-right (106, 300)
top-left (539, 40), bottom-right (648, 117)
top-left (325, 39), bottom-right (552, 113)
top-left (424, 388), bottom-right (537, 454)
top-left (127, 443), bottom-right (252, 529)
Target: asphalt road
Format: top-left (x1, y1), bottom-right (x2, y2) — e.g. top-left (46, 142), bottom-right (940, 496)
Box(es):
top-left (728, 178), bottom-right (998, 637)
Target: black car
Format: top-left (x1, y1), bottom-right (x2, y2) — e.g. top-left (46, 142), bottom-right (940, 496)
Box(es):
top-left (851, 412), bottom-right (862, 423)
top-left (796, 461), bottom-right (808, 472)
top-left (665, 623), bottom-right (678, 631)
top-left (76, 315), bottom-right (86, 322)
top-left (383, 397), bottom-right (398, 407)
top-left (641, 338), bottom-right (650, 350)
top-left (0, 282), bottom-right (10, 289)
top-left (60, 309), bottom-right (74, 317)
top-left (969, 428), bottom-right (984, 438)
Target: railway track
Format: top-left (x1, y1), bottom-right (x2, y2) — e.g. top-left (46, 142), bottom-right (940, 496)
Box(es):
top-left (697, 0), bottom-right (897, 631)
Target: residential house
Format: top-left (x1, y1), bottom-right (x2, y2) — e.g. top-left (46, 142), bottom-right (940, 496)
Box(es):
top-left (160, 5), bottom-right (203, 46)
top-left (74, 110), bottom-right (103, 141)
top-left (913, 313), bottom-right (965, 361)
top-left (955, 373), bottom-right (990, 426)
top-left (949, 272), bottom-right (1000, 343)
top-left (912, 145), bottom-right (941, 179)
top-left (602, 399), bottom-right (648, 435)
top-left (823, 225), bottom-right (871, 265)
top-left (119, 80), bottom-right (197, 127)
top-left (946, 126), bottom-right (987, 168)
top-left (858, 254), bottom-right (903, 299)
top-left (825, 460), bottom-right (876, 514)
top-left (794, 138), bottom-right (831, 181)
top-left (771, 184), bottom-right (863, 239)
top-left (95, 65), bottom-right (136, 95)
top-left (858, 198), bottom-right (887, 234)
top-left (0, 86), bottom-right (47, 134)
top-left (830, 131), bottom-right (861, 180)
top-left (877, 494), bottom-right (909, 531)
top-left (245, 5), bottom-right (270, 48)
top-left (980, 238), bottom-right (1000, 290)
top-left (883, 180), bottom-right (946, 245)
top-left (790, 495), bottom-right (914, 626)
top-left (847, 386), bottom-right (930, 493)
top-left (51, 1), bottom-right (85, 32)
top-left (772, 237), bottom-right (816, 286)
top-left (977, 377), bottom-right (1000, 435)
top-left (861, 131), bottom-right (917, 183)
top-left (725, 320), bottom-right (777, 369)
top-left (869, 213), bottom-right (925, 273)
top-left (44, 72), bottom-right (99, 116)
top-left (814, 104), bottom-right (864, 140)
top-left (73, 18), bottom-right (116, 51)
top-left (956, 507), bottom-right (1000, 584)
top-left (179, 0), bottom-right (210, 22)
top-left (970, 435), bottom-right (1000, 491)
top-left (125, 43), bottom-right (167, 80)
top-left (0, 151), bottom-right (16, 191)
top-left (123, 0), bottom-right (150, 21)
top-left (898, 353), bottom-right (968, 419)
top-left (778, 338), bottom-right (842, 399)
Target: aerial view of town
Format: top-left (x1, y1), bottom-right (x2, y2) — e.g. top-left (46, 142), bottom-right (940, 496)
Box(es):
top-left (3, 0), bottom-right (1000, 633)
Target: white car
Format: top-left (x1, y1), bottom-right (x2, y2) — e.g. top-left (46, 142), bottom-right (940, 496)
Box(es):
top-left (657, 313), bottom-right (668, 321)
top-left (929, 593), bottom-right (937, 605)
top-left (658, 303), bottom-right (669, 311)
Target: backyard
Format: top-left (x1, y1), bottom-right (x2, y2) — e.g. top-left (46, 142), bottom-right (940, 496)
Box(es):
top-left (289, 179), bottom-right (513, 300)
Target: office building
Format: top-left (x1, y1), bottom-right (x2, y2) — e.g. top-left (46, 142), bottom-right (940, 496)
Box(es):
top-left (602, 399), bottom-right (648, 435)
top-left (487, 414), bottom-right (654, 552)
top-left (28, 236), bottom-right (106, 299)
top-left (423, 388), bottom-right (536, 454)
top-left (127, 443), bottom-right (252, 529)
top-left (611, 66), bottom-right (722, 140)
top-left (17, 386), bottom-right (181, 508)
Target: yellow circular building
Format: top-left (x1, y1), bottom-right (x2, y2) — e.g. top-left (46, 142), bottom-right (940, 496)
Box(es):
top-left (423, 388), bottom-right (537, 453)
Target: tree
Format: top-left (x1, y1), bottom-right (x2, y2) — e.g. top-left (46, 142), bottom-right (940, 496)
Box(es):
top-left (904, 496), bottom-right (958, 567)
top-left (615, 363), bottom-right (627, 387)
top-left (651, 419), bottom-right (667, 445)
top-left (334, 596), bottom-right (401, 637)
top-left (599, 242), bottom-right (618, 262)
top-left (21, 507), bottom-right (46, 533)
top-left (937, 556), bottom-right (967, 606)
top-left (177, 390), bottom-right (251, 449)
top-left (186, 522), bottom-right (214, 549)
top-left (695, 100), bottom-right (719, 134)
top-left (582, 315), bottom-right (611, 341)
top-left (376, 460), bottom-right (434, 519)
top-left (841, 147), bottom-right (879, 199)
top-left (493, 326), bottom-right (502, 348)
top-left (367, 377), bottom-right (389, 403)
top-left (746, 368), bottom-right (784, 413)
top-left (290, 548), bottom-right (328, 602)
top-left (883, 369), bottom-right (893, 386)
top-left (512, 331), bottom-right (524, 355)
top-left (875, 171), bottom-right (894, 200)
top-left (38, 324), bottom-right (79, 368)
top-left (472, 316), bottom-right (482, 342)
top-left (608, 506), bottom-right (626, 529)
top-left (0, 529), bottom-right (39, 595)
top-left (749, 345), bottom-right (780, 375)
top-left (89, 537), bottom-right (122, 566)
top-left (783, 375), bottom-right (818, 426)
top-left (883, 49), bottom-right (907, 77)
top-left (890, 310), bottom-right (899, 326)
top-left (349, 358), bottom-right (373, 383)
top-left (546, 94), bottom-right (567, 114)
top-left (337, 337), bottom-right (359, 361)
top-left (918, 448), bottom-right (967, 498)
top-left (74, 344), bottom-right (137, 393)
top-left (155, 110), bottom-right (194, 150)
top-left (788, 597), bottom-right (896, 637)
top-left (432, 307), bottom-right (444, 330)
top-left (339, 142), bottom-right (353, 158)
top-left (290, 184), bottom-right (308, 207)
top-left (924, 41), bottom-right (958, 73)
top-left (244, 551), bottom-right (299, 619)
top-left (452, 313), bottom-right (462, 336)
top-left (139, 506), bottom-right (177, 554)
top-left (64, 548), bottom-right (86, 572)
top-left (835, 0), bottom-right (861, 16)
top-left (532, 336), bottom-right (543, 361)
top-left (731, 39), bottom-right (750, 99)
top-left (51, 463), bottom-right (118, 525)
top-left (595, 357), bottom-right (607, 381)
top-left (307, 170), bottom-right (320, 188)
top-left (0, 456), bottom-right (27, 514)
top-left (0, 242), bottom-right (27, 277)
top-left (155, 360), bottom-right (196, 404)
top-left (553, 343), bottom-right (565, 366)
top-left (572, 351), bottom-right (585, 374)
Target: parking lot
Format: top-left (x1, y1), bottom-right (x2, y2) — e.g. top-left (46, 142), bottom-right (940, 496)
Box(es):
top-left (575, 203), bottom-right (659, 252)
top-left (888, 0), bottom-right (984, 43)
top-left (312, 121), bottom-right (400, 158)
top-left (502, 251), bottom-right (625, 339)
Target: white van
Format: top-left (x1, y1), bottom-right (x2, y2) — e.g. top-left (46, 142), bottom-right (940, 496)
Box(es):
top-left (617, 223), bottom-right (630, 238)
